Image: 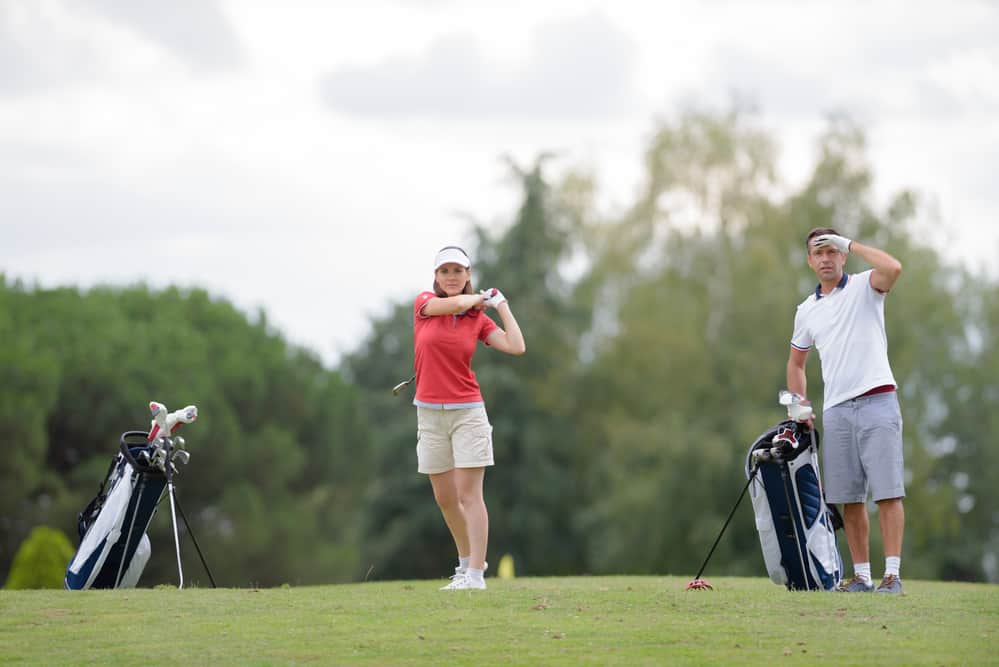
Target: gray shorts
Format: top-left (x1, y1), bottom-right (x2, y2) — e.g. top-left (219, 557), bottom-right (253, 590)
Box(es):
top-left (821, 391), bottom-right (906, 504)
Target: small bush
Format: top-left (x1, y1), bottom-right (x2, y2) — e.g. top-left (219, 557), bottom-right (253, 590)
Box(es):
top-left (4, 526), bottom-right (76, 589)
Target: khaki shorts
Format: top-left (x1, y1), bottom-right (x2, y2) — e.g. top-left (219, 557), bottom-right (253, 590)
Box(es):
top-left (416, 406), bottom-right (494, 474)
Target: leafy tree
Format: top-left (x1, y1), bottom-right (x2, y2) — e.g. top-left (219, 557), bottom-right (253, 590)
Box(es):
top-left (4, 526), bottom-right (75, 589)
top-left (0, 281), bottom-right (369, 587)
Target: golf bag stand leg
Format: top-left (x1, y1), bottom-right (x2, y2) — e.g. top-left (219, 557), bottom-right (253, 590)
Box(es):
top-left (173, 493), bottom-right (217, 588)
top-left (690, 465), bottom-right (760, 584)
top-left (165, 459), bottom-right (184, 589)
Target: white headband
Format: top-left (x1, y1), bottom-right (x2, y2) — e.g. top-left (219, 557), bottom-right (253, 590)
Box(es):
top-left (433, 247), bottom-right (470, 270)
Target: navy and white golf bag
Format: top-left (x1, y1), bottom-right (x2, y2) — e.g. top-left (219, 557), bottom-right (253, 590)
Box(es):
top-left (746, 420), bottom-right (843, 591)
top-left (66, 400), bottom-right (212, 589)
top-left (65, 432), bottom-right (167, 589)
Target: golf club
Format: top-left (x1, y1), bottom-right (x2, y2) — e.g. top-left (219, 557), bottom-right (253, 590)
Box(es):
top-left (392, 375), bottom-right (416, 396)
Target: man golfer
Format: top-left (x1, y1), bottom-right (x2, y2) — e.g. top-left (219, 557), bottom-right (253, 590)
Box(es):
top-left (786, 227), bottom-right (905, 594)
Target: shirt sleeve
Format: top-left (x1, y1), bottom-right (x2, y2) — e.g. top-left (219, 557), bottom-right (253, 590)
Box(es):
top-left (478, 313), bottom-right (499, 343)
top-left (861, 268), bottom-right (888, 297)
top-left (790, 307), bottom-right (812, 351)
top-left (414, 292), bottom-right (436, 320)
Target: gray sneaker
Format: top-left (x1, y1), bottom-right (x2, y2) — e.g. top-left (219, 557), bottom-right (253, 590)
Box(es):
top-left (836, 575), bottom-right (874, 592)
top-left (876, 574), bottom-right (903, 594)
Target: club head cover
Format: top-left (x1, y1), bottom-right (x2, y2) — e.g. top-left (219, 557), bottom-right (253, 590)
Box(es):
top-left (167, 405), bottom-right (198, 434)
top-left (148, 401), bottom-right (168, 441)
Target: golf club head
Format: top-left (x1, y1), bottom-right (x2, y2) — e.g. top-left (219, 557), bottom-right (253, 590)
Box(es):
top-left (685, 579), bottom-right (713, 591)
top-left (173, 436), bottom-right (186, 450)
top-left (172, 450), bottom-right (191, 465)
top-left (392, 376), bottom-right (415, 396)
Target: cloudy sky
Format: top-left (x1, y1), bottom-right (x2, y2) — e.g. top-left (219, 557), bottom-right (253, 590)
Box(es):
top-left (2, 0), bottom-right (996, 365)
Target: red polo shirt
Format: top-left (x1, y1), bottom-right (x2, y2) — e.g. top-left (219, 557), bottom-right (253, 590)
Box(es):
top-left (413, 291), bottom-right (498, 404)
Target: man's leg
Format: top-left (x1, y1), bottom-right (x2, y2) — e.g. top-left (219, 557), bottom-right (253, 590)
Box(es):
top-left (877, 497), bottom-right (904, 558)
top-left (876, 497), bottom-right (905, 593)
top-left (860, 393), bottom-right (906, 592)
top-left (842, 501), bottom-right (871, 565)
top-left (821, 404), bottom-right (871, 589)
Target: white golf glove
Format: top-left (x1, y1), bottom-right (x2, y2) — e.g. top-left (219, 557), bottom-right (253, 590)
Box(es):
top-left (811, 233), bottom-right (852, 253)
top-left (787, 400), bottom-right (814, 423)
top-left (480, 288), bottom-right (507, 308)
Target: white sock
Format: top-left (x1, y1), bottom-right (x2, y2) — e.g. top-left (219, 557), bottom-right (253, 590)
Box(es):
top-left (885, 556), bottom-right (901, 577)
top-left (466, 567), bottom-right (485, 582)
top-left (458, 556), bottom-right (470, 573)
top-left (854, 562), bottom-right (872, 583)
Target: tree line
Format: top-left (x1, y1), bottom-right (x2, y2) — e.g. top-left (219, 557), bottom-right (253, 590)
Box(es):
top-left (2, 108), bottom-right (996, 586)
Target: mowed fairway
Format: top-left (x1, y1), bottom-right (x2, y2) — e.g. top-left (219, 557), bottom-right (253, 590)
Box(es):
top-left (1, 576), bottom-right (995, 665)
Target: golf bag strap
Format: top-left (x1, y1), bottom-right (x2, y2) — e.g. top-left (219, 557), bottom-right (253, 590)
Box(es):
top-left (119, 431), bottom-right (158, 474)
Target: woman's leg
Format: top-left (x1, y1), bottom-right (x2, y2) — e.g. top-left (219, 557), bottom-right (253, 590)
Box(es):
top-left (453, 467), bottom-right (488, 570)
top-left (429, 470), bottom-right (470, 558)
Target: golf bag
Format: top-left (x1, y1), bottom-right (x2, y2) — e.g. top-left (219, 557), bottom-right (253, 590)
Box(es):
top-left (65, 432), bottom-right (167, 589)
top-left (746, 420), bottom-right (843, 591)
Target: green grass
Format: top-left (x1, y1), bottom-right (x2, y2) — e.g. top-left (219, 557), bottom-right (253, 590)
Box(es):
top-left (1, 576), bottom-right (996, 665)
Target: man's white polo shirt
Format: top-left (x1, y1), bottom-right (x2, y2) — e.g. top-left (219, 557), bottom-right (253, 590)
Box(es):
top-left (791, 269), bottom-right (897, 410)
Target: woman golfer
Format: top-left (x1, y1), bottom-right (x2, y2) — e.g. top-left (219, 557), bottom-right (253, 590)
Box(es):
top-left (412, 245), bottom-right (525, 590)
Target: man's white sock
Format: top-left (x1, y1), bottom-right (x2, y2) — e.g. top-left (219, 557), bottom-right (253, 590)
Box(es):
top-left (885, 556), bottom-right (901, 577)
top-left (854, 562), bottom-right (872, 584)
top-left (466, 567), bottom-right (485, 583)
top-left (458, 556), bottom-right (470, 573)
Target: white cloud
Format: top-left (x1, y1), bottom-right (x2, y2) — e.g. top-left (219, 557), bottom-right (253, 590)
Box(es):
top-left (0, 2), bottom-right (103, 95)
top-left (320, 11), bottom-right (638, 120)
top-left (72, 0), bottom-right (244, 71)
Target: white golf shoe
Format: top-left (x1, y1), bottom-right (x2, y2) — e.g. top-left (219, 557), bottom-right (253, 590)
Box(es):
top-left (439, 573), bottom-right (487, 590)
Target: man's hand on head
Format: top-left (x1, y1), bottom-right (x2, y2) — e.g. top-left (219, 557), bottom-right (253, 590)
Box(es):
top-left (812, 234), bottom-right (852, 254)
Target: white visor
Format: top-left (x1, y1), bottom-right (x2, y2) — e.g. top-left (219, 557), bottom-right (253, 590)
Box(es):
top-left (433, 247), bottom-right (470, 270)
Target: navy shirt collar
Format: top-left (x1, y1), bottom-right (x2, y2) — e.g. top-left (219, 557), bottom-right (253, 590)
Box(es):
top-left (815, 272), bottom-right (848, 299)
